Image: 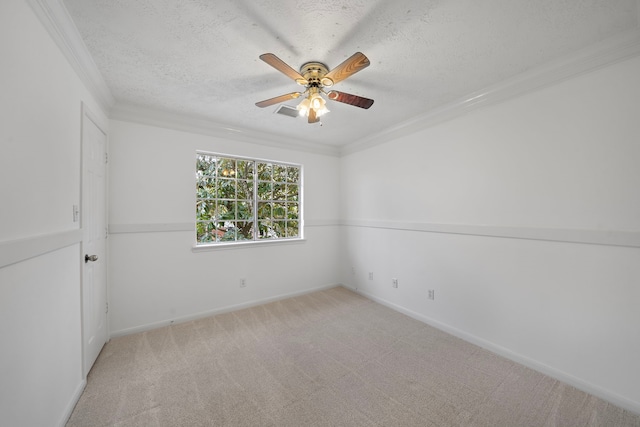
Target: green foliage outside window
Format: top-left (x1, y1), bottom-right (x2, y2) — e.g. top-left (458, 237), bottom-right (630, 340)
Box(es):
top-left (196, 153), bottom-right (301, 245)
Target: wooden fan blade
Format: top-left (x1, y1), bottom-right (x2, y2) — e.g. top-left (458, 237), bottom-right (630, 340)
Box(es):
top-left (308, 108), bottom-right (319, 123)
top-left (327, 90), bottom-right (374, 109)
top-left (323, 52), bottom-right (370, 85)
top-left (255, 92), bottom-right (302, 108)
top-left (259, 53), bottom-right (308, 85)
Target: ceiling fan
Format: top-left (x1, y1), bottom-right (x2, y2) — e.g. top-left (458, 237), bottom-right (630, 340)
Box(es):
top-left (255, 52), bottom-right (374, 123)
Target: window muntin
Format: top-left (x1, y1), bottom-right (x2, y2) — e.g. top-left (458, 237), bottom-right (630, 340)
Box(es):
top-left (196, 152), bottom-right (302, 245)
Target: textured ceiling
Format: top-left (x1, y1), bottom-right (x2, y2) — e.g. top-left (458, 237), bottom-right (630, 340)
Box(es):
top-left (62, 0), bottom-right (639, 147)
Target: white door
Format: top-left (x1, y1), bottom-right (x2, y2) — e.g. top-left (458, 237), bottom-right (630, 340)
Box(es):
top-left (81, 108), bottom-right (108, 376)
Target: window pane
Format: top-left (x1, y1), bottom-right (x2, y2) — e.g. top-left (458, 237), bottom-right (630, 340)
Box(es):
top-left (218, 159), bottom-right (236, 178)
top-left (257, 182), bottom-right (272, 200)
top-left (257, 202), bottom-right (272, 220)
top-left (286, 221), bottom-right (299, 238)
top-left (287, 184), bottom-right (299, 201)
top-left (237, 180), bottom-right (253, 200)
top-left (273, 164), bottom-right (287, 182)
top-left (236, 160), bottom-right (254, 179)
top-left (196, 176), bottom-right (215, 199)
top-left (218, 178), bottom-right (236, 199)
top-left (218, 200), bottom-right (236, 220)
top-left (273, 221), bottom-right (286, 237)
top-left (196, 200), bottom-right (216, 221)
top-left (273, 183), bottom-right (286, 201)
top-left (237, 221), bottom-right (253, 240)
top-left (258, 221), bottom-right (276, 239)
top-left (273, 203), bottom-right (286, 219)
top-left (220, 223), bottom-right (236, 241)
top-left (196, 221), bottom-right (216, 243)
top-left (212, 221), bottom-right (227, 241)
top-left (287, 203), bottom-right (299, 220)
top-left (257, 162), bottom-right (272, 181)
top-left (237, 201), bottom-right (253, 220)
top-left (287, 166), bottom-right (299, 183)
top-left (197, 155), bottom-right (217, 176)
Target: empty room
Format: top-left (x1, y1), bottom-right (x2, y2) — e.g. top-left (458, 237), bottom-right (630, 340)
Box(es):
top-left (1, 0), bottom-right (640, 425)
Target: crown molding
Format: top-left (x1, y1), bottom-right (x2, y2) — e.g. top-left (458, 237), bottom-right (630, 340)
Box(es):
top-left (26, 0), bottom-right (337, 156)
top-left (25, 0), bottom-right (115, 112)
top-left (110, 103), bottom-right (341, 157)
top-left (341, 28), bottom-right (640, 156)
top-left (27, 0), bottom-right (640, 158)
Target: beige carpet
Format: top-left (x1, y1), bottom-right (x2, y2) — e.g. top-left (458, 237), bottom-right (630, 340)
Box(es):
top-left (67, 286), bottom-right (640, 426)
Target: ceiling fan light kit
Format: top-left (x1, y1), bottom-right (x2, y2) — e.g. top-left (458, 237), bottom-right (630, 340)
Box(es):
top-left (256, 52), bottom-right (374, 124)
top-left (297, 90), bottom-right (329, 118)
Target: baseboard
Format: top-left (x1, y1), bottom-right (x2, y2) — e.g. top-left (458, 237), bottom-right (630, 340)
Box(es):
top-left (352, 287), bottom-right (640, 415)
top-left (58, 378), bottom-right (86, 427)
top-left (110, 283), bottom-right (341, 338)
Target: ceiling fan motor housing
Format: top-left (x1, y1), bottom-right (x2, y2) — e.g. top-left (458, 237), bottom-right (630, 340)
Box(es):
top-left (299, 62), bottom-right (332, 87)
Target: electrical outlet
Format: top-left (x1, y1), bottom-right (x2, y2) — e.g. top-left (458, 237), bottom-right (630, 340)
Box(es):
top-left (428, 289), bottom-right (435, 300)
top-left (240, 278), bottom-right (247, 288)
top-left (392, 278), bottom-right (398, 288)
top-left (368, 272), bottom-right (374, 280)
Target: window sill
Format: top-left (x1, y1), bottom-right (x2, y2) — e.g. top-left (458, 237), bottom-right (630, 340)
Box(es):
top-left (191, 238), bottom-right (306, 252)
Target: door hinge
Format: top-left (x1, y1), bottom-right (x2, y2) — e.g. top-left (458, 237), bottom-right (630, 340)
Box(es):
top-left (106, 302), bottom-right (109, 314)
top-left (105, 227), bottom-right (108, 239)
top-left (105, 152), bottom-right (108, 164)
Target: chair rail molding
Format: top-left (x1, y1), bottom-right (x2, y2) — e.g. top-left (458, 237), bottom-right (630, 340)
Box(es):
top-left (0, 230), bottom-right (82, 269)
top-left (342, 219), bottom-right (640, 249)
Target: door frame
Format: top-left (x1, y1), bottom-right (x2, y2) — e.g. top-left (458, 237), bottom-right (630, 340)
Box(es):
top-left (80, 102), bottom-right (109, 377)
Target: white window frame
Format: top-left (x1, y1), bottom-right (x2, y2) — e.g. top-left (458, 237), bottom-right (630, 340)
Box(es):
top-left (194, 151), bottom-right (303, 248)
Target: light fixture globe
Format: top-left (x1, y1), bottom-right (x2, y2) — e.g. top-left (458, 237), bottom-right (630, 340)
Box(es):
top-left (310, 93), bottom-right (329, 117)
top-left (296, 97), bottom-right (311, 116)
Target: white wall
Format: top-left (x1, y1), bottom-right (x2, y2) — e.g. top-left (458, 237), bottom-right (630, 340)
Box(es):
top-left (339, 55), bottom-right (640, 412)
top-left (107, 120), bottom-right (342, 335)
top-left (0, 246), bottom-right (82, 426)
top-left (0, 0), bottom-right (107, 425)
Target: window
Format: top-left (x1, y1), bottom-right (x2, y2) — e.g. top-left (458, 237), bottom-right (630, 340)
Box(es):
top-left (195, 152), bottom-right (302, 246)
